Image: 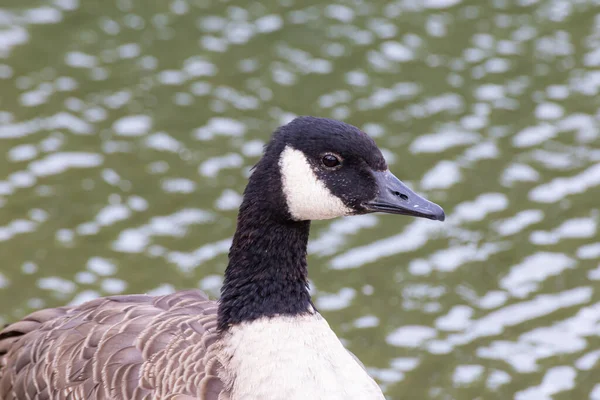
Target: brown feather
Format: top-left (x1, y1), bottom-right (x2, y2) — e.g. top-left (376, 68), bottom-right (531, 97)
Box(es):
top-left (0, 290), bottom-right (226, 400)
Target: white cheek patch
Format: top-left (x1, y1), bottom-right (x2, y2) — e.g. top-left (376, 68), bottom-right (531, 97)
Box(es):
top-left (279, 146), bottom-right (351, 220)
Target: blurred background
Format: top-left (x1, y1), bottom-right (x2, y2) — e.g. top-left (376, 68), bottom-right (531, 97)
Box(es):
top-left (1, 0), bottom-right (600, 398)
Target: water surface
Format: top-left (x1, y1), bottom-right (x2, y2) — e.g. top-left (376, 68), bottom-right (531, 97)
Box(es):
top-left (1, 0), bottom-right (600, 398)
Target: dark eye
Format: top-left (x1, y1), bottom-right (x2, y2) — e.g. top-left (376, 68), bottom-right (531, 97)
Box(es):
top-left (322, 154), bottom-right (341, 169)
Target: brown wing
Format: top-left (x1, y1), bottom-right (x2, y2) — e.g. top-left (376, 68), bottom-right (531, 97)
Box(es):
top-left (0, 289), bottom-right (226, 400)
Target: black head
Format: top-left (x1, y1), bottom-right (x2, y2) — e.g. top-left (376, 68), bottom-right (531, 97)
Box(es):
top-left (219, 117), bottom-right (444, 330)
top-left (250, 116), bottom-right (445, 222)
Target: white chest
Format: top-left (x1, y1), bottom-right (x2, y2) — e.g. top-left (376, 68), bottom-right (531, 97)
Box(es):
top-left (218, 314), bottom-right (385, 400)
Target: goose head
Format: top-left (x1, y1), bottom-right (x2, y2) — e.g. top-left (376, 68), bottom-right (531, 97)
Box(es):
top-left (222, 116), bottom-right (445, 329)
top-left (254, 116), bottom-right (445, 222)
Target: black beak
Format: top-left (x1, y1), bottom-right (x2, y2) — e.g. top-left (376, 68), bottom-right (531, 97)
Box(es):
top-left (364, 170), bottom-right (445, 221)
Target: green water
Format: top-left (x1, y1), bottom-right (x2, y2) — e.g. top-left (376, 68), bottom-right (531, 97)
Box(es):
top-left (1, 0), bottom-right (600, 398)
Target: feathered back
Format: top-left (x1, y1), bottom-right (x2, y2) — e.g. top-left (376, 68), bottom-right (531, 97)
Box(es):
top-left (0, 290), bottom-right (226, 400)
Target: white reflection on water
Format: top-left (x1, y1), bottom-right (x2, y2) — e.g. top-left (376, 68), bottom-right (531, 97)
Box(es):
top-left (367, 367), bottom-right (403, 386)
top-left (29, 152), bottom-right (103, 176)
top-left (0, 272), bottom-right (8, 289)
top-left (461, 141), bottom-right (499, 162)
top-left (87, 257), bottom-right (116, 276)
top-left (37, 276), bottom-right (76, 296)
top-left (558, 113), bottom-right (598, 143)
top-left (255, 15), bottom-right (283, 33)
top-left (501, 163), bottom-right (540, 186)
top-left (530, 217), bottom-right (596, 245)
top-left (112, 209), bottom-right (214, 253)
top-left (194, 117), bottom-right (246, 140)
top-left (535, 102), bottom-right (564, 120)
top-left (529, 163), bottom-right (600, 203)
top-left (477, 291), bottom-right (509, 310)
top-left (75, 271), bottom-right (96, 285)
top-left (494, 209), bottom-right (544, 236)
top-left (452, 192), bottom-right (508, 222)
top-left (9, 171), bottom-right (35, 188)
top-left (515, 366), bottom-right (576, 400)
top-left (592, 385), bottom-right (600, 400)
top-left (531, 149), bottom-right (574, 170)
top-left (65, 51), bottom-right (96, 68)
top-left (387, 325), bottom-right (437, 348)
top-left (473, 289), bottom-right (593, 369)
top-left (112, 114), bottom-right (152, 136)
top-left (410, 242), bottom-right (506, 274)
top-left (512, 124), bottom-right (557, 148)
top-left (158, 70), bottom-right (185, 85)
top-left (410, 129), bottom-right (479, 154)
top-left (577, 242), bottom-right (600, 259)
top-left (330, 219), bottom-right (440, 270)
top-left (48, 112), bottom-right (92, 134)
top-left (390, 357), bottom-right (419, 372)
top-left (0, 218), bottom-right (38, 241)
top-left (315, 287), bottom-right (356, 311)
top-left (101, 278), bottom-right (127, 294)
top-left (309, 214), bottom-right (378, 257)
top-left (358, 83), bottom-right (420, 110)
top-left (353, 315), bottom-right (379, 329)
top-left (199, 153), bottom-right (244, 177)
top-left (453, 364), bottom-right (484, 386)
top-left (576, 349), bottom-right (600, 370)
top-left (436, 305), bottom-right (473, 331)
top-left (162, 178), bottom-right (197, 194)
top-left (96, 203), bottom-right (131, 226)
top-left (215, 189), bottom-right (242, 210)
top-left (147, 283), bottom-right (176, 297)
top-left (241, 139), bottom-right (264, 157)
top-left (68, 290), bottom-right (101, 307)
top-left (167, 238), bottom-right (231, 273)
top-left (500, 252), bottom-right (575, 297)
top-left (145, 132), bottom-right (182, 152)
top-left (421, 160), bottom-right (461, 190)
top-left (487, 369), bottom-right (512, 390)
top-left (0, 26), bottom-right (29, 56)
top-left (383, 287), bottom-right (594, 366)
top-left (199, 274), bottom-right (223, 297)
top-left (380, 41), bottom-right (414, 62)
top-left (0, 119), bottom-right (41, 139)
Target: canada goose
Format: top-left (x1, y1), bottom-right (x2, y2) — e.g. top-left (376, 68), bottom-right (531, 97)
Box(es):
top-left (0, 116), bottom-right (444, 400)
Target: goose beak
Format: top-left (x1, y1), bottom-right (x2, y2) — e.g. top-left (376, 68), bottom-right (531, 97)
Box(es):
top-left (364, 170), bottom-right (445, 221)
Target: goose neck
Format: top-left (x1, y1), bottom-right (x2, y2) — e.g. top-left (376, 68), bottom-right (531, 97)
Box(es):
top-left (218, 201), bottom-right (313, 331)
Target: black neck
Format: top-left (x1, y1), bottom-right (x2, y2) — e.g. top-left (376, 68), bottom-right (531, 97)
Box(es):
top-left (217, 194), bottom-right (313, 331)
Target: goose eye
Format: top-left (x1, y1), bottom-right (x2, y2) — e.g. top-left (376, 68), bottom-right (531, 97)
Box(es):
top-left (322, 154), bottom-right (341, 168)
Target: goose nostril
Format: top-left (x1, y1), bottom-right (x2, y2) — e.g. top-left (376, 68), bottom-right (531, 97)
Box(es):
top-left (390, 190), bottom-right (409, 201)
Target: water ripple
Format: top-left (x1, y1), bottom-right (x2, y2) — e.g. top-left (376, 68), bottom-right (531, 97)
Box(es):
top-left (1, 0), bottom-right (600, 398)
